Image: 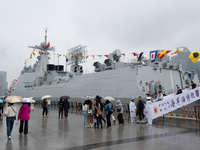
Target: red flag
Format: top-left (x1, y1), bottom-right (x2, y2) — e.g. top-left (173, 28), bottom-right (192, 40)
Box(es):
top-left (44, 42), bottom-right (50, 49)
top-left (132, 52), bottom-right (137, 56)
top-left (104, 55), bottom-right (108, 58)
top-left (86, 55), bottom-right (89, 59)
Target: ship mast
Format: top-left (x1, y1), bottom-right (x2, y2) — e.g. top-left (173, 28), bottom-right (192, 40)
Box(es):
top-left (45, 27), bottom-right (48, 44)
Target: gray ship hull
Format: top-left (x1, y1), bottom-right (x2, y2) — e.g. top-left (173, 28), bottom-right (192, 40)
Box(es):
top-left (12, 65), bottom-right (197, 103)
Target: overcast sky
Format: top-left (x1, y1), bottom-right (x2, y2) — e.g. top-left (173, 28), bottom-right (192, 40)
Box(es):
top-left (1, 0), bottom-right (200, 87)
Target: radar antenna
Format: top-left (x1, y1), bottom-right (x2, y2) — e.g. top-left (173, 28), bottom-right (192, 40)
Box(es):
top-left (67, 45), bottom-right (87, 65)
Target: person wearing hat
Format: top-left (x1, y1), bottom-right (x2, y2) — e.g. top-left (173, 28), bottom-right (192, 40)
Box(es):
top-left (156, 91), bottom-right (163, 102)
top-left (146, 97), bottom-right (153, 126)
top-left (129, 98), bottom-right (136, 123)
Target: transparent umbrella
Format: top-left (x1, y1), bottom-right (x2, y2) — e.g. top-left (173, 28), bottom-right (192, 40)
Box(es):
top-left (22, 97), bottom-right (35, 103)
top-left (41, 95), bottom-right (51, 100)
top-left (104, 96), bottom-right (115, 101)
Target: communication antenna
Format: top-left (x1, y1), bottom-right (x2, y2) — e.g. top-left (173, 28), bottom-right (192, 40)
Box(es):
top-left (67, 45), bottom-right (87, 65)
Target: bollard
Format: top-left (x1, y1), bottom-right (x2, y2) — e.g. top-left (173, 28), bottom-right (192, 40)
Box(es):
top-left (170, 112), bottom-right (172, 120)
top-left (197, 107), bottom-right (199, 121)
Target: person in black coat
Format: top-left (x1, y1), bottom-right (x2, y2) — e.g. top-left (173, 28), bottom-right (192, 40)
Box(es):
top-left (191, 81), bottom-right (196, 89)
top-left (176, 87), bottom-right (182, 94)
top-left (58, 99), bottom-right (64, 118)
top-left (63, 99), bottom-right (70, 118)
top-left (137, 96), bottom-right (145, 121)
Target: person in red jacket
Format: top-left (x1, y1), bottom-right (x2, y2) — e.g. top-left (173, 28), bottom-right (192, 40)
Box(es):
top-left (18, 103), bottom-right (31, 136)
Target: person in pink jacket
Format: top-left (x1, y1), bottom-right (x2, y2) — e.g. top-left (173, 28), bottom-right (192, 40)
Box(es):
top-left (18, 103), bottom-right (31, 136)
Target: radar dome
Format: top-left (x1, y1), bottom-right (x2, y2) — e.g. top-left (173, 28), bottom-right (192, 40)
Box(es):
top-left (40, 42), bottom-right (47, 47)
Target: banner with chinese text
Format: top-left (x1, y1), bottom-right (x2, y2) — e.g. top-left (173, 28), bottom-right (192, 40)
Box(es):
top-left (152, 87), bottom-right (200, 119)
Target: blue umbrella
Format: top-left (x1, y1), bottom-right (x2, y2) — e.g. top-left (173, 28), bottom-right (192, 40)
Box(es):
top-left (0, 99), bottom-right (3, 103)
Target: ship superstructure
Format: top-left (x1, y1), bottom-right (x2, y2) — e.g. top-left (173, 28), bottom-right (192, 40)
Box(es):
top-left (10, 30), bottom-right (199, 102)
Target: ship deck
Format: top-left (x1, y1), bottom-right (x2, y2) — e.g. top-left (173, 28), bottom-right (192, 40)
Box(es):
top-left (0, 105), bottom-right (200, 150)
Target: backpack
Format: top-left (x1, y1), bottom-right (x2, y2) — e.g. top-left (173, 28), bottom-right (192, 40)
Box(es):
top-left (95, 104), bottom-right (102, 115)
top-left (82, 104), bottom-right (88, 111)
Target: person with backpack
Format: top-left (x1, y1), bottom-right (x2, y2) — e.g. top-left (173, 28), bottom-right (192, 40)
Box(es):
top-left (82, 100), bottom-right (89, 127)
top-left (94, 99), bottom-right (103, 128)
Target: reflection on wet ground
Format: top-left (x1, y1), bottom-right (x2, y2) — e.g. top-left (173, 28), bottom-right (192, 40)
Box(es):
top-left (0, 105), bottom-right (200, 150)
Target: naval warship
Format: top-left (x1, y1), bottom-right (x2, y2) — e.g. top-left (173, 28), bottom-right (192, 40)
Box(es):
top-left (10, 30), bottom-right (199, 102)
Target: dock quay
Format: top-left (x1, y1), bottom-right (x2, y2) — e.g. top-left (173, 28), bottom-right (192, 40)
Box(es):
top-left (0, 104), bottom-right (200, 150)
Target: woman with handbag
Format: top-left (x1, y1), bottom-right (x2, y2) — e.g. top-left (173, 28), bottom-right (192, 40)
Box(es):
top-left (87, 101), bottom-right (94, 128)
top-left (18, 102), bottom-right (31, 136)
top-left (3, 103), bottom-right (17, 140)
top-left (94, 99), bottom-right (103, 128)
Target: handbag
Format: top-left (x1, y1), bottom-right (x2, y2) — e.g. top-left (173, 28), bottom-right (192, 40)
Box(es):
top-left (95, 104), bottom-right (102, 115)
top-left (109, 109), bottom-right (113, 115)
top-left (82, 105), bottom-right (88, 111)
top-left (117, 108), bottom-right (121, 112)
top-left (88, 109), bottom-right (93, 114)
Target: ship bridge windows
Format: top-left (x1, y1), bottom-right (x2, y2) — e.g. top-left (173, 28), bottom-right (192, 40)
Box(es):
top-left (24, 85), bottom-right (33, 88)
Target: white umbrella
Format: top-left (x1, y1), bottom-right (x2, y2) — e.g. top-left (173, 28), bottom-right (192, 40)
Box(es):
top-left (41, 95), bottom-right (51, 100)
top-left (22, 97), bottom-right (35, 103)
top-left (82, 95), bottom-right (95, 100)
top-left (5, 96), bottom-right (23, 103)
top-left (104, 96), bottom-right (115, 101)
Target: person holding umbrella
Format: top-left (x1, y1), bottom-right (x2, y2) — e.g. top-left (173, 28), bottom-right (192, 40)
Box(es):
top-left (41, 95), bottom-right (51, 117)
top-left (4, 103), bottom-right (18, 140)
top-left (3, 96), bottom-right (22, 140)
top-left (18, 101), bottom-right (31, 136)
top-left (58, 98), bottom-right (64, 118)
top-left (62, 96), bottom-right (70, 118)
top-left (42, 98), bottom-right (48, 117)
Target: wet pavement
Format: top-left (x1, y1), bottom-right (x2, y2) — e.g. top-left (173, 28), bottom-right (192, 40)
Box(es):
top-left (0, 105), bottom-right (200, 150)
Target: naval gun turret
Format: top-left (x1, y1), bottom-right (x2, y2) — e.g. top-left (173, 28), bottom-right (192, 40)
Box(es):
top-left (93, 62), bottom-right (106, 72)
top-left (104, 49), bottom-right (121, 70)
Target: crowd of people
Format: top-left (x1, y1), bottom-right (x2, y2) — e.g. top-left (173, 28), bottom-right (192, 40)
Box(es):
top-left (0, 80), bottom-right (197, 140)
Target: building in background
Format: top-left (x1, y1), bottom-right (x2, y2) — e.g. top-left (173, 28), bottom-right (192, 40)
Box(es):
top-left (0, 71), bottom-right (8, 96)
